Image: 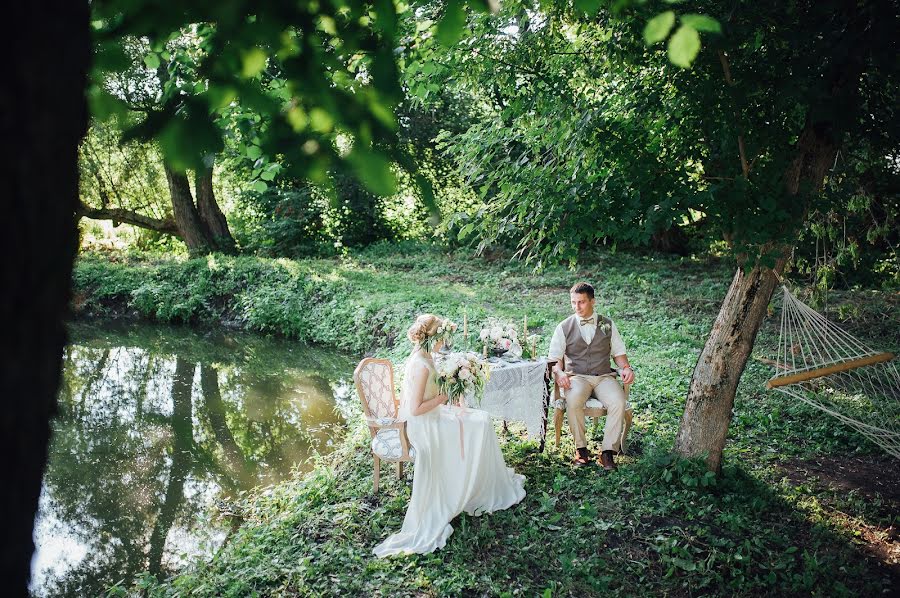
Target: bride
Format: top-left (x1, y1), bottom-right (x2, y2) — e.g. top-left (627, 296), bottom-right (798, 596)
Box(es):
top-left (373, 314), bottom-right (526, 557)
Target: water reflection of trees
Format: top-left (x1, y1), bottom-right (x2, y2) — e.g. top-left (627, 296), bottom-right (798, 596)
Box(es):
top-left (33, 326), bottom-right (352, 597)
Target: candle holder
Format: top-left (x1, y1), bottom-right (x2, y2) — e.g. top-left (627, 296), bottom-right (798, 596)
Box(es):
top-left (463, 312), bottom-right (469, 351)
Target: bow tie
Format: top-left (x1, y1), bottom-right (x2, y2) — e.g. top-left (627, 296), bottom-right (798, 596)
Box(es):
top-left (579, 317), bottom-right (596, 326)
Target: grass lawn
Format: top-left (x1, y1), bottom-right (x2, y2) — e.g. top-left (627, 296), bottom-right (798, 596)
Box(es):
top-left (76, 244), bottom-right (899, 597)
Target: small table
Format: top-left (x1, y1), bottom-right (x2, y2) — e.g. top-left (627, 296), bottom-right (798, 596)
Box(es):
top-left (478, 357), bottom-right (558, 452)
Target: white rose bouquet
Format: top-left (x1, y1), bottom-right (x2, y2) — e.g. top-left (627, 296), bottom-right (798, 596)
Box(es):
top-left (478, 317), bottom-right (522, 357)
top-left (435, 351), bottom-right (491, 407)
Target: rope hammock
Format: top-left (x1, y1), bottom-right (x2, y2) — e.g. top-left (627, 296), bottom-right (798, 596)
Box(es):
top-left (767, 285), bottom-right (899, 459)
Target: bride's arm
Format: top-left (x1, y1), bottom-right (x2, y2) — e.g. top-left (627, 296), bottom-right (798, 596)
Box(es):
top-left (406, 364), bottom-right (449, 416)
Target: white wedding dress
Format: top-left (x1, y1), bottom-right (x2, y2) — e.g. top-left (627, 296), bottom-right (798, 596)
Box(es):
top-left (373, 354), bottom-right (526, 557)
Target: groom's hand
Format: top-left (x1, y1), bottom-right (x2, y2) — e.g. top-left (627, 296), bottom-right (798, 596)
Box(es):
top-left (555, 371), bottom-right (571, 390)
top-left (621, 367), bottom-right (635, 385)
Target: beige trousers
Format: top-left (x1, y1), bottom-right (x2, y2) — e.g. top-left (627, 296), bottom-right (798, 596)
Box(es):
top-left (564, 374), bottom-right (626, 452)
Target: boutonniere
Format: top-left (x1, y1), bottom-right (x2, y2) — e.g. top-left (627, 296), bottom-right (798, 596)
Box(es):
top-left (599, 321), bottom-right (612, 335)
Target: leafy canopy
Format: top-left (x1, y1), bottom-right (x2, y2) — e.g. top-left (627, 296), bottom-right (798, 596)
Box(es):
top-left (90, 0), bottom-right (491, 200)
top-left (403, 0), bottom-right (898, 267)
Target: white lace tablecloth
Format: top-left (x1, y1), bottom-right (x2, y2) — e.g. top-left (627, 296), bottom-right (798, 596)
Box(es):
top-left (479, 358), bottom-right (550, 440)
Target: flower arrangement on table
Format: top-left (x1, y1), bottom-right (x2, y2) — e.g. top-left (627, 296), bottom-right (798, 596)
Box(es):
top-left (435, 351), bottom-right (491, 407)
top-left (479, 318), bottom-right (522, 357)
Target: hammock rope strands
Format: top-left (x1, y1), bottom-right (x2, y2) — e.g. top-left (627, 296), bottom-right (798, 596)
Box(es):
top-left (767, 286), bottom-right (900, 459)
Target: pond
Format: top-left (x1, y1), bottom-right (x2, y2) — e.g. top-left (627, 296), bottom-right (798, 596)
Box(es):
top-left (30, 322), bottom-right (358, 597)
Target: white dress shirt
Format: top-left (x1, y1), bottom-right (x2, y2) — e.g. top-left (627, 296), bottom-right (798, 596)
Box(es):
top-left (547, 313), bottom-right (627, 362)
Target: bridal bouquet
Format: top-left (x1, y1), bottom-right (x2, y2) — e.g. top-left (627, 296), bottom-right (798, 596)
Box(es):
top-left (479, 318), bottom-right (522, 356)
top-left (435, 351), bottom-right (491, 407)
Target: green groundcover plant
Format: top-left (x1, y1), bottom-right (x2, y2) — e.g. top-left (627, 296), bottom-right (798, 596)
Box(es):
top-left (76, 244), bottom-right (897, 597)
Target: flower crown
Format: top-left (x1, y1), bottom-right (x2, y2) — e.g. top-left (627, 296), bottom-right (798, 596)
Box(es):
top-left (422, 318), bottom-right (458, 352)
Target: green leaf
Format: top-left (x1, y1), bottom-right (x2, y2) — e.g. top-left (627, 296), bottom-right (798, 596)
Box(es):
top-left (467, 0), bottom-right (498, 14)
top-left (369, 98), bottom-right (397, 130)
top-left (373, 0), bottom-right (398, 37)
top-left (246, 145), bottom-right (262, 160)
top-left (251, 180), bottom-right (268, 193)
top-left (347, 147), bottom-right (398, 196)
top-left (241, 48), bottom-right (268, 78)
top-left (575, 0), bottom-right (602, 15)
top-left (644, 11), bottom-right (675, 45)
top-left (436, 0), bottom-right (467, 46)
top-left (672, 558), bottom-right (697, 571)
top-left (416, 173), bottom-right (439, 224)
top-left (143, 52), bottom-right (160, 70)
top-left (286, 106), bottom-right (308, 131)
top-left (206, 86), bottom-right (237, 112)
top-left (371, 49), bottom-right (402, 102)
top-left (94, 42), bottom-right (131, 72)
top-left (680, 14), bottom-right (722, 33)
top-left (158, 108), bottom-right (224, 172)
top-left (87, 85), bottom-right (129, 120)
top-left (667, 25), bottom-right (701, 68)
top-left (309, 108), bottom-right (334, 133)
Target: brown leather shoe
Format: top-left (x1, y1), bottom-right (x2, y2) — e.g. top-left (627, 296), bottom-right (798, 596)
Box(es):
top-left (573, 447), bottom-right (593, 466)
top-left (599, 450), bottom-right (617, 471)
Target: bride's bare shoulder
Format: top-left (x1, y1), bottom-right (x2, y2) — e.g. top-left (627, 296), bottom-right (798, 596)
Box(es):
top-left (404, 356), bottom-right (431, 376)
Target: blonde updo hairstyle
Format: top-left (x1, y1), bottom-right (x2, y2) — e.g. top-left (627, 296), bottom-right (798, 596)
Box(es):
top-left (407, 314), bottom-right (443, 347)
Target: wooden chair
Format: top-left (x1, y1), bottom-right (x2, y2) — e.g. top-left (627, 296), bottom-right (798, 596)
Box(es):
top-left (354, 358), bottom-right (415, 493)
top-left (552, 366), bottom-right (634, 454)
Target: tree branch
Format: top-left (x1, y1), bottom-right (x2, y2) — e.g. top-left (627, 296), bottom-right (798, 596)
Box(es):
top-left (717, 50), bottom-right (750, 178)
top-left (76, 202), bottom-right (181, 236)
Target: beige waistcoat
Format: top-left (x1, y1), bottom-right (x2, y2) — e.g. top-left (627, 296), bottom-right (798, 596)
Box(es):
top-left (561, 314), bottom-right (614, 376)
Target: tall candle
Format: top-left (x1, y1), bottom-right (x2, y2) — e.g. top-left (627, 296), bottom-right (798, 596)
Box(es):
top-left (523, 314), bottom-right (528, 338)
top-left (463, 312), bottom-right (468, 340)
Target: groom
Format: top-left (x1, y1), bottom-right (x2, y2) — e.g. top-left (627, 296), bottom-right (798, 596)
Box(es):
top-left (548, 282), bottom-right (635, 469)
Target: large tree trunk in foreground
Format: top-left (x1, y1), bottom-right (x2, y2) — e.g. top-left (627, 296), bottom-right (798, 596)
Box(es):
top-left (195, 165), bottom-right (236, 253)
top-left (164, 165), bottom-right (214, 255)
top-left (1, 3), bottom-right (89, 595)
top-left (675, 118), bottom-right (839, 473)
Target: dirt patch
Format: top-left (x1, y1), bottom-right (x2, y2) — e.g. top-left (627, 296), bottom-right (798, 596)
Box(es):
top-left (776, 454), bottom-right (900, 506)
top-left (775, 454), bottom-right (900, 577)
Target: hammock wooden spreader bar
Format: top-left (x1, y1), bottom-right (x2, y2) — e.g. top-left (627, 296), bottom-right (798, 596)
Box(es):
top-left (766, 352), bottom-right (896, 389)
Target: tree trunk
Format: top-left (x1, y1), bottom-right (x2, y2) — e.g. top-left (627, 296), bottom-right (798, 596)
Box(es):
top-left (650, 225), bottom-right (690, 256)
top-left (674, 259), bottom-right (786, 472)
top-left (675, 118), bottom-right (839, 473)
top-left (164, 165), bottom-right (214, 255)
top-left (195, 165), bottom-right (236, 253)
top-left (1, 3), bottom-right (89, 595)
